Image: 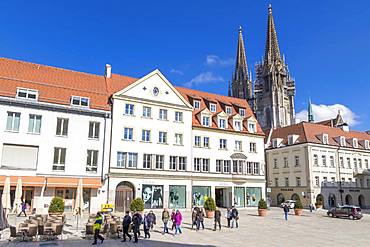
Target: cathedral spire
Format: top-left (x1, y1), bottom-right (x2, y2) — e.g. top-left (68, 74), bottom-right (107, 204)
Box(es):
top-left (264, 4), bottom-right (282, 64)
top-left (230, 26), bottom-right (252, 101)
top-left (308, 99), bottom-right (314, 122)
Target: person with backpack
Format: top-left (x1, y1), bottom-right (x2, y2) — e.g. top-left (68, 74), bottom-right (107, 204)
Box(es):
top-left (161, 208), bottom-right (170, 234)
top-left (143, 213), bottom-right (151, 239)
top-left (191, 208), bottom-right (197, 230)
top-left (92, 212), bottom-right (104, 245)
top-left (283, 203), bottom-right (290, 221)
top-left (170, 209), bottom-right (176, 231)
top-left (174, 210), bottom-right (182, 235)
top-left (231, 206), bottom-right (239, 228)
top-left (213, 207), bottom-right (221, 231)
top-left (121, 211), bottom-right (132, 242)
top-left (147, 210), bottom-right (156, 231)
top-left (197, 208), bottom-right (205, 230)
top-left (132, 211), bottom-right (142, 243)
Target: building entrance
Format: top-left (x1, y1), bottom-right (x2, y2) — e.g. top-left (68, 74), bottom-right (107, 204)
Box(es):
top-left (215, 187), bottom-right (232, 208)
top-left (115, 182), bottom-right (135, 212)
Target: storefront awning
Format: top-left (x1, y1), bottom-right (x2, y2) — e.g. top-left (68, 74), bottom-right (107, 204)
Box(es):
top-left (0, 176), bottom-right (101, 189)
top-left (230, 153), bottom-right (248, 160)
top-left (0, 176), bottom-right (45, 187)
top-left (46, 177), bottom-right (102, 188)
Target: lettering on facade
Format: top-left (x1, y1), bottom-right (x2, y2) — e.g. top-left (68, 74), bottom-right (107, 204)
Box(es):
top-left (281, 188), bottom-right (293, 191)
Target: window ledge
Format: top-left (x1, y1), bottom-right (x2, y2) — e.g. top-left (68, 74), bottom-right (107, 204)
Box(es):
top-left (123, 114), bottom-right (136, 117)
top-left (141, 116), bottom-right (153, 120)
top-left (157, 142), bottom-right (169, 145)
top-left (157, 119), bottom-right (169, 121)
top-left (122, 139), bottom-right (135, 142)
top-left (55, 135), bottom-right (68, 138)
top-left (27, 132), bottom-right (41, 135)
top-left (88, 138), bottom-right (100, 141)
top-left (174, 144), bottom-right (184, 146)
top-left (4, 130), bottom-right (19, 133)
top-left (140, 141), bottom-right (152, 143)
top-left (218, 148), bottom-right (228, 151)
top-left (173, 121), bottom-right (184, 124)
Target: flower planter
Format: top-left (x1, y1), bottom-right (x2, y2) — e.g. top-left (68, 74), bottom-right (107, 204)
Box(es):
top-left (294, 209), bottom-right (303, 216)
top-left (205, 210), bottom-right (214, 218)
top-left (258, 209), bottom-right (267, 217)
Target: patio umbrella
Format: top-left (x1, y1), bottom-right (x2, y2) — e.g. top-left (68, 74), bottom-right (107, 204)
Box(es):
top-left (13, 177), bottom-right (23, 213)
top-left (0, 197), bottom-right (9, 231)
top-left (74, 178), bottom-right (84, 234)
top-left (1, 177), bottom-right (11, 216)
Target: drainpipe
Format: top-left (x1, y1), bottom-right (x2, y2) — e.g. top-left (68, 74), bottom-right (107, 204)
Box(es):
top-left (337, 146), bottom-right (344, 206)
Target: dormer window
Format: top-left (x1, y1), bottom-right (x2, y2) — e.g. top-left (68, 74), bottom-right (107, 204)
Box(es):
top-left (219, 118), bottom-right (226, 129)
top-left (353, 138), bottom-right (358, 148)
top-left (226, 106), bottom-right (232, 115)
top-left (210, 103), bottom-right (217, 113)
top-left (239, 108), bottom-right (245, 117)
top-left (272, 139), bottom-right (278, 148)
top-left (71, 96), bottom-right (89, 107)
top-left (16, 88), bottom-right (38, 100)
top-left (288, 135), bottom-right (294, 145)
top-left (248, 122), bottom-right (256, 133)
top-left (234, 121), bottom-right (242, 131)
top-left (322, 134), bottom-right (329, 145)
top-left (365, 140), bottom-right (370, 149)
top-left (340, 136), bottom-right (346, 147)
top-left (193, 100), bottom-right (200, 109)
top-left (202, 116), bottom-right (210, 127)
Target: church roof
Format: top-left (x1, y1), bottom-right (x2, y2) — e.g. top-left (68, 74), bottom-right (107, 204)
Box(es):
top-left (264, 4), bottom-right (282, 64)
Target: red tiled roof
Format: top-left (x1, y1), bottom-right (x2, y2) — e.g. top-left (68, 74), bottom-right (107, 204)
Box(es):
top-left (270, 121), bottom-right (370, 149)
top-left (0, 57), bottom-right (264, 135)
top-left (0, 57), bottom-right (137, 111)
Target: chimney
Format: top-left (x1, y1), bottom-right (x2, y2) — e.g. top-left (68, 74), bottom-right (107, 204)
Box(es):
top-left (105, 64), bottom-right (112, 78)
top-left (366, 131), bottom-right (370, 135)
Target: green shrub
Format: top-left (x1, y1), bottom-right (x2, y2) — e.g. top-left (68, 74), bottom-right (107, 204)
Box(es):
top-left (258, 198), bottom-right (267, 209)
top-left (48, 197), bottom-right (65, 213)
top-left (204, 197), bottom-right (216, 211)
top-left (295, 199), bottom-right (303, 209)
top-left (130, 198), bottom-right (144, 212)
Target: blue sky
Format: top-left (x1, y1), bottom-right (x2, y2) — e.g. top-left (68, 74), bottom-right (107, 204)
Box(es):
top-left (0, 0), bottom-right (369, 130)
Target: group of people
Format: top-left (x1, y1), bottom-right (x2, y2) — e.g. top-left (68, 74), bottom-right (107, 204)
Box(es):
top-left (92, 206), bottom-right (240, 245)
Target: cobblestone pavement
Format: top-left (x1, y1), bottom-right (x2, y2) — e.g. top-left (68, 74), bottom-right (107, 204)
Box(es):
top-left (1, 207), bottom-right (370, 247)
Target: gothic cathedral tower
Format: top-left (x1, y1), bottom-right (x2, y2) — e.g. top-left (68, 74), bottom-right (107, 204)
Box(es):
top-left (254, 5), bottom-right (296, 130)
top-left (229, 26), bottom-right (254, 108)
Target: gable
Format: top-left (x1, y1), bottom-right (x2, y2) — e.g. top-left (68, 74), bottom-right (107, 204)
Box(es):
top-left (113, 69), bottom-right (192, 109)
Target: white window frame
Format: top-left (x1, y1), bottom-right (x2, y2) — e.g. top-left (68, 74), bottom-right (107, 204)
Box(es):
top-left (219, 139), bottom-right (227, 150)
top-left (141, 129), bottom-right (151, 142)
top-left (28, 114), bottom-right (42, 134)
top-left (56, 118), bottom-right (69, 136)
top-left (53, 147), bottom-right (66, 171)
top-left (88, 121), bottom-right (100, 139)
top-left (142, 106), bottom-right (152, 118)
top-left (234, 121), bottom-right (242, 131)
top-left (239, 108), bottom-right (245, 116)
top-left (6, 112), bottom-right (21, 132)
top-left (178, 157), bottom-right (187, 171)
top-left (193, 100), bottom-right (200, 109)
top-left (235, 140), bottom-right (242, 151)
top-left (71, 95), bottom-right (90, 107)
top-left (175, 133), bottom-right (183, 145)
top-left (124, 127), bottom-right (133, 140)
top-left (117, 152), bottom-right (126, 167)
top-left (210, 103), bottom-right (217, 113)
top-left (323, 134), bottom-right (329, 144)
top-left (16, 88), bottom-right (38, 101)
top-left (86, 150), bottom-right (98, 172)
top-left (143, 154), bottom-right (152, 169)
top-left (203, 137), bottom-right (210, 148)
top-left (159, 109), bottom-right (168, 120)
top-left (155, 155), bottom-right (164, 170)
top-left (202, 116), bottom-right (210, 127)
top-left (340, 136), bottom-right (346, 146)
top-left (249, 142), bottom-right (257, 153)
top-left (158, 131), bottom-right (167, 144)
top-left (248, 122), bottom-right (256, 133)
top-left (194, 158), bottom-right (201, 171)
top-left (175, 111), bottom-right (183, 122)
top-left (125, 104), bottom-right (135, 115)
top-left (225, 106), bottom-right (232, 115)
top-left (194, 136), bottom-right (201, 147)
top-left (219, 118), bottom-right (226, 129)
top-left (127, 153), bottom-right (138, 168)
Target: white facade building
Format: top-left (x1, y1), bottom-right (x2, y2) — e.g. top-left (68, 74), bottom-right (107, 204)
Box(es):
top-left (266, 119), bottom-right (370, 208)
top-left (107, 70), bottom-right (266, 211)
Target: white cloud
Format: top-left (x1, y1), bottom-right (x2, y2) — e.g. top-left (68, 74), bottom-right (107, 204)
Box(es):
top-left (183, 72), bottom-right (224, 88)
top-left (170, 69), bottom-right (184, 76)
top-left (296, 103), bottom-right (359, 126)
top-left (206, 55), bottom-right (233, 66)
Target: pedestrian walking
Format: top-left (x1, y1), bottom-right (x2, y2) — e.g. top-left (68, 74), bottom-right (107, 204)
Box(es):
top-left (121, 211), bottom-right (132, 242)
top-left (174, 210), bottom-right (182, 235)
top-left (143, 213), bottom-right (151, 239)
top-left (171, 209), bottom-right (176, 230)
top-left (225, 208), bottom-right (231, 228)
top-left (196, 208), bottom-right (204, 230)
top-left (283, 204), bottom-right (290, 221)
top-left (147, 210), bottom-right (156, 231)
top-left (191, 208), bottom-right (197, 229)
top-left (17, 200), bottom-right (27, 217)
top-left (213, 207), bottom-right (221, 231)
top-left (231, 206), bottom-right (239, 228)
top-left (162, 208), bottom-right (170, 234)
top-left (132, 211), bottom-right (142, 243)
top-left (92, 212), bottom-right (104, 245)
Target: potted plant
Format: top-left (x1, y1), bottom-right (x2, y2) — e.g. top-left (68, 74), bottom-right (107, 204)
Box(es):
top-left (204, 197), bottom-right (216, 218)
top-left (258, 198), bottom-right (268, 216)
top-left (315, 200), bottom-right (323, 209)
top-left (48, 197), bottom-right (65, 216)
top-left (130, 198), bottom-right (144, 212)
top-left (294, 199), bottom-right (303, 216)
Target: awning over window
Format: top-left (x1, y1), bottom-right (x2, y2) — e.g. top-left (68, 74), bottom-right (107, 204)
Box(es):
top-left (230, 153), bottom-right (248, 160)
top-left (0, 176), bottom-right (101, 188)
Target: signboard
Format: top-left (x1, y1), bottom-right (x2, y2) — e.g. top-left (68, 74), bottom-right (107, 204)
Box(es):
top-left (101, 204), bottom-right (113, 213)
top-left (266, 188), bottom-right (271, 193)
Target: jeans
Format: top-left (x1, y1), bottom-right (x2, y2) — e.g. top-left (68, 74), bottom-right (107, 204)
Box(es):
top-left (144, 229), bottom-right (150, 238)
top-left (214, 220), bottom-right (221, 230)
top-left (175, 224), bottom-right (182, 235)
top-left (231, 218), bottom-right (238, 228)
top-left (284, 211), bottom-right (288, 220)
top-left (163, 222), bottom-right (169, 233)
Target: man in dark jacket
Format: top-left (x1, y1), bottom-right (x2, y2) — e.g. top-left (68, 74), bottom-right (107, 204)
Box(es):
top-left (121, 211), bottom-right (132, 242)
top-left (147, 210), bottom-right (156, 231)
top-left (283, 204), bottom-right (290, 220)
top-left (143, 213), bottom-right (151, 239)
top-left (197, 208), bottom-right (205, 230)
top-left (191, 208), bottom-right (197, 229)
top-left (231, 206), bottom-right (239, 228)
top-left (213, 207), bottom-right (221, 231)
top-left (132, 212), bottom-right (142, 243)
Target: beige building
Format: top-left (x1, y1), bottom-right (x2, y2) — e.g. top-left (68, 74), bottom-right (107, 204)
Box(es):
top-left (266, 114), bottom-right (370, 208)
